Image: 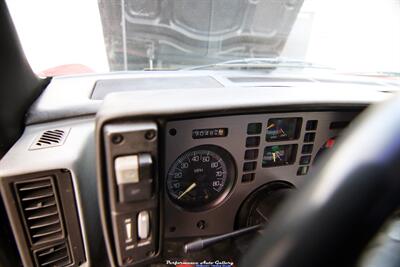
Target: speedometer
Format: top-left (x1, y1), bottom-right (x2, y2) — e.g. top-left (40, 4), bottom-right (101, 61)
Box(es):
top-left (166, 145), bottom-right (236, 211)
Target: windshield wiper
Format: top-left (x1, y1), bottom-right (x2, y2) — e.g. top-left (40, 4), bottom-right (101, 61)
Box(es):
top-left (184, 57), bottom-right (332, 71)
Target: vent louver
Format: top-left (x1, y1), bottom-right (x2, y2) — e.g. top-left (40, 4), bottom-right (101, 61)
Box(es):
top-left (15, 177), bottom-right (64, 245)
top-left (29, 128), bottom-right (70, 150)
top-left (34, 242), bottom-right (72, 267)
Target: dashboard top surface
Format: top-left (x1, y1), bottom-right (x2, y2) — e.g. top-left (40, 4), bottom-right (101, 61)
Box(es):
top-left (27, 70), bottom-right (397, 125)
top-left (96, 85), bottom-right (387, 126)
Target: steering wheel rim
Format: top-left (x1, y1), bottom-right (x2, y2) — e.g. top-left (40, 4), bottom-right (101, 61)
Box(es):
top-left (241, 93), bottom-right (400, 267)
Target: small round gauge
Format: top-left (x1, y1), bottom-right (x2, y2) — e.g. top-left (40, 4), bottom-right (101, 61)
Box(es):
top-left (266, 118), bottom-right (302, 142)
top-left (166, 145), bottom-right (236, 210)
top-left (262, 144), bottom-right (297, 167)
top-left (235, 181), bottom-right (295, 228)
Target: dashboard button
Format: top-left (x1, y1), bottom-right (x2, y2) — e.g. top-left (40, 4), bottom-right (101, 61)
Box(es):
top-left (137, 211), bottom-right (150, 240)
top-left (247, 123), bottom-right (262, 135)
top-left (297, 166), bottom-right (309, 176)
top-left (304, 132), bottom-right (316, 143)
top-left (115, 155), bottom-right (139, 184)
top-left (124, 218), bottom-right (133, 243)
top-left (242, 173), bottom-right (255, 183)
top-left (300, 155), bottom-right (311, 165)
top-left (306, 120), bottom-right (318, 131)
top-left (302, 144), bottom-right (313, 154)
top-left (115, 154), bottom-right (154, 202)
top-left (244, 149), bottom-right (259, 160)
top-left (246, 136), bottom-right (260, 147)
top-left (118, 180), bottom-right (153, 203)
top-left (243, 161), bottom-right (257, 172)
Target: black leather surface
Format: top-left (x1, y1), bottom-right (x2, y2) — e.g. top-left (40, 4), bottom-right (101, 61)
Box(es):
top-left (241, 93), bottom-right (400, 267)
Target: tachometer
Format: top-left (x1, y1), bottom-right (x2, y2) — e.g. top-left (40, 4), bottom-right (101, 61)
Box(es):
top-left (166, 145), bottom-right (236, 210)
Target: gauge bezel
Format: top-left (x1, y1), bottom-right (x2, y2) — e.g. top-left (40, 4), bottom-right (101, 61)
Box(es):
top-left (235, 181), bottom-right (295, 228)
top-left (266, 117), bottom-right (302, 142)
top-left (166, 145), bottom-right (237, 212)
top-left (262, 144), bottom-right (298, 167)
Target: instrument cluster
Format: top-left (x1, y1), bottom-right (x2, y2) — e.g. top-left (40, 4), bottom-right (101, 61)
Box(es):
top-left (99, 110), bottom-right (359, 266)
top-left (163, 111), bottom-right (358, 238)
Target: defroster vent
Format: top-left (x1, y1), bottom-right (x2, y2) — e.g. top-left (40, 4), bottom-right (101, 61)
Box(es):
top-left (30, 128), bottom-right (70, 150)
top-left (15, 177), bottom-right (64, 245)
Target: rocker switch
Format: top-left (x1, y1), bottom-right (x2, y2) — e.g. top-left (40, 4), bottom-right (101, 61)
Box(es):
top-left (137, 211), bottom-right (150, 240)
top-left (115, 155), bottom-right (140, 185)
top-left (114, 154), bottom-right (153, 202)
top-left (124, 218), bottom-right (133, 243)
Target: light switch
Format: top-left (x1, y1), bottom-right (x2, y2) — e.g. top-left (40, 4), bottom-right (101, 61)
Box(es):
top-left (115, 154), bottom-right (154, 203)
top-left (137, 211), bottom-right (150, 240)
top-left (115, 155), bottom-right (139, 185)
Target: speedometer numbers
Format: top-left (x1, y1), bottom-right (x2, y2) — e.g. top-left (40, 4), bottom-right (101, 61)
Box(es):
top-left (167, 145), bottom-right (236, 211)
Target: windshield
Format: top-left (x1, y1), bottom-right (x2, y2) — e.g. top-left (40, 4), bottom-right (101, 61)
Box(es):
top-left (6, 0), bottom-right (400, 75)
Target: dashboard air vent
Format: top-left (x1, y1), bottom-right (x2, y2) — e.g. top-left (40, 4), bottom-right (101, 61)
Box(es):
top-left (15, 177), bottom-right (64, 245)
top-left (29, 128), bottom-right (70, 150)
top-left (34, 242), bottom-right (71, 267)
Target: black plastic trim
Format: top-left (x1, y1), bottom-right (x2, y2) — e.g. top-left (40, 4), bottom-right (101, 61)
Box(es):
top-left (0, 170), bottom-right (86, 267)
top-left (0, 0), bottom-right (51, 157)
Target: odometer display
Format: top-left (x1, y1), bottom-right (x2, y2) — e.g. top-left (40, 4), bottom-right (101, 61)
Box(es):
top-left (167, 145), bottom-right (235, 210)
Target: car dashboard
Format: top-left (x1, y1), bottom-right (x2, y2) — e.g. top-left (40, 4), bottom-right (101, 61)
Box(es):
top-left (0, 71), bottom-right (395, 267)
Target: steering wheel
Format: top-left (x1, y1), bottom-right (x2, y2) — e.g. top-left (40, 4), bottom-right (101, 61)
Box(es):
top-left (241, 93), bottom-right (400, 267)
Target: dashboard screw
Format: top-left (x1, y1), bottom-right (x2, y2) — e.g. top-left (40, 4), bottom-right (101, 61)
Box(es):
top-left (145, 130), bottom-right (156, 140)
top-left (169, 128), bottom-right (177, 136)
top-left (111, 134), bottom-right (123, 144)
top-left (197, 220), bottom-right (206, 230)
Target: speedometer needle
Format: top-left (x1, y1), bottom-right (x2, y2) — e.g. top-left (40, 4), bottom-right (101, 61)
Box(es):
top-left (178, 182), bottom-right (197, 199)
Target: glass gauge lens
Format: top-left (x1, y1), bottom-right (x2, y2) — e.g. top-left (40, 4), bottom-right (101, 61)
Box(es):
top-left (266, 118), bottom-right (302, 142)
top-left (167, 145), bottom-right (236, 210)
top-left (262, 145), bottom-right (297, 167)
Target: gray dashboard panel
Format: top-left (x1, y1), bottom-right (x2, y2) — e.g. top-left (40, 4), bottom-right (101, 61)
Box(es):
top-left (163, 111), bottom-right (359, 238)
top-left (0, 70), bottom-right (397, 267)
top-left (91, 76), bottom-right (223, 100)
top-left (95, 84), bottom-right (388, 266)
top-left (0, 117), bottom-right (100, 267)
top-left (26, 70), bottom-right (397, 125)
top-left (96, 85), bottom-right (388, 122)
